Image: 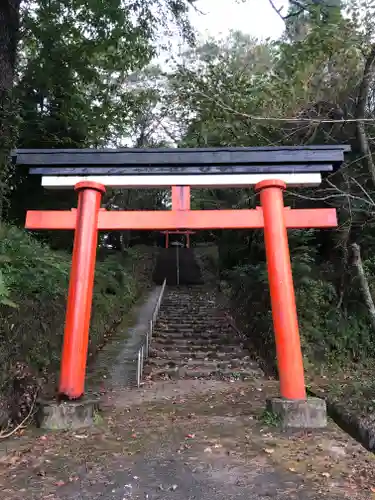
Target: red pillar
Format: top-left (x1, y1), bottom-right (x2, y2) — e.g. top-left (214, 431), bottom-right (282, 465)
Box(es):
top-left (186, 233), bottom-right (190, 248)
top-left (59, 181), bottom-right (105, 399)
top-left (171, 186), bottom-right (191, 211)
top-left (255, 179), bottom-right (306, 400)
top-left (165, 232), bottom-right (169, 248)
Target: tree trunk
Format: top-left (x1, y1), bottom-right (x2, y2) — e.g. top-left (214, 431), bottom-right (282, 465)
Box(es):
top-left (0, 0), bottom-right (22, 217)
top-left (0, 1), bottom-right (20, 97)
top-left (351, 242), bottom-right (375, 332)
top-left (355, 44), bottom-right (375, 187)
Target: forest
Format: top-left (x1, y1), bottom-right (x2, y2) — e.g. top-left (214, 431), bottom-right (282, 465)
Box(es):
top-left (1, 0), bottom-right (375, 430)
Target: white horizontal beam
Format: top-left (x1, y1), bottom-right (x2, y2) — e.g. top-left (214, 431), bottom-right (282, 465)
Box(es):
top-left (41, 173), bottom-right (322, 189)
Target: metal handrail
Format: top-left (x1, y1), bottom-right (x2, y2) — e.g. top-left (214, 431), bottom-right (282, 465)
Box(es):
top-left (136, 278), bottom-right (167, 387)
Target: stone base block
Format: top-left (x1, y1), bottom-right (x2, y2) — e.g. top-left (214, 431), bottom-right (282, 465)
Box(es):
top-left (36, 397), bottom-right (100, 431)
top-left (267, 397), bottom-right (327, 429)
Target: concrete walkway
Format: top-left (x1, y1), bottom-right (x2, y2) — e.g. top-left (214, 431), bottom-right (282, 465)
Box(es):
top-left (0, 378), bottom-right (374, 499)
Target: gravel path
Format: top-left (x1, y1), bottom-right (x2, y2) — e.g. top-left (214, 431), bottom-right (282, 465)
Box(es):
top-left (0, 379), bottom-right (374, 499)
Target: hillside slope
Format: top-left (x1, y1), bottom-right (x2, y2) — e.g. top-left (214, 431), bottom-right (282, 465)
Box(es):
top-left (0, 225), bottom-right (155, 429)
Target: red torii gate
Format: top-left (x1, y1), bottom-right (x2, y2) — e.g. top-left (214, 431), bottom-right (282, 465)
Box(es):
top-left (161, 230), bottom-right (195, 248)
top-left (14, 146), bottom-right (349, 405)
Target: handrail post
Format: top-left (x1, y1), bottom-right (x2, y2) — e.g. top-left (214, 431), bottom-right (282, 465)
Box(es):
top-left (145, 330), bottom-right (149, 358)
top-left (150, 319), bottom-right (153, 347)
top-left (141, 345), bottom-right (144, 378)
top-left (176, 244), bottom-right (180, 285)
top-left (139, 278), bottom-right (166, 387)
top-left (137, 350), bottom-right (141, 388)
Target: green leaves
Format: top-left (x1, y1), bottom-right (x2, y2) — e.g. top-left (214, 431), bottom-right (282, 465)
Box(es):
top-left (0, 270), bottom-right (17, 309)
top-left (16, 0), bottom-right (195, 149)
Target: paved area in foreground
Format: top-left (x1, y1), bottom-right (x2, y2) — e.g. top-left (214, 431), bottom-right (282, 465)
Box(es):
top-left (0, 379), bottom-right (374, 499)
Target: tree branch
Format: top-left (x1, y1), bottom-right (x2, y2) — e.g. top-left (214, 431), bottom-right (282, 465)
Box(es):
top-left (290, 0), bottom-right (309, 9)
top-left (0, 391), bottom-right (38, 439)
top-left (284, 1), bottom-right (308, 19)
top-left (356, 45), bottom-right (375, 119)
top-left (189, 85), bottom-right (375, 123)
top-left (351, 243), bottom-right (375, 332)
top-left (268, 0), bottom-right (286, 21)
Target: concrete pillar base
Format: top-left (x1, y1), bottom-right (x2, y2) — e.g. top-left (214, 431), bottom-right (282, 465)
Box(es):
top-left (267, 397), bottom-right (327, 429)
top-left (36, 397), bottom-right (100, 431)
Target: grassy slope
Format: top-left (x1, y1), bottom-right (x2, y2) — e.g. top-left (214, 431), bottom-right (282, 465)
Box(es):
top-left (0, 225), bottom-right (154, 428)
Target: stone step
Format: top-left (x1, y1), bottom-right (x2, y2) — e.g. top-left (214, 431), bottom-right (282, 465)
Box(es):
top-left (163, 296), bottom-right (211, 299)
top-left (148, 366), bottom-right (263, 381)
top-left (157, 316), bottom-right (222, 322)
top-left (156, 326), bottom-right (226, 332)
top-left (162, 301), bottom-right (211, 304)
top-left (156, 327), bottom-right (226, 333)
top-left (157, 317), bottom-right (225, 320)
top-left (151, 342), bottom-right (244, 352)
top-left (163, 292), bottom-right (212, 295)
top-left (157, 320), bottom-right (222, 326)
top-left (158, 311), bottom-right (224, 323)
top-left (149, 349), bottom-right (249, 360)
top-left (153, 335), bottom-right (233, 344)
top-left (158, 320), bottom-right (219, 326)
top-left (161, 309), bottom-right (214, 312)
top-left (161, 302), bottom-right (213, 305)
top-left (158, 311), bottom-right (214, 317)
top-left (155, 323), bottom-right (226, 330)
top-left (159, 306), bottom-right (215, 310)
top-left (161, 298), bottom-right (212, 302)
top-left (162, 300), bottom-right (211, 304)
top-left (146, 285), bottom-right (261, 384)
top-left (157, 320), bottom-right (218, 324)
top-left (159, 308), bottom-right (213, 312)
top-left (152, 337), bottom-right (236, 347)
top-left (147, 358), bottom-right (256, 369)
top-left (153, 329), bottom-right (232, 336)
top-left (163, 293), bottom-right (212, 296)
top-left (155, 323), bottom-right (229, 328)
top-left (159, 304), bottom-right (215, 308)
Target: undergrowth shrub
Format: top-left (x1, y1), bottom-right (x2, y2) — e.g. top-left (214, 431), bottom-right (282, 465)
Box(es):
top-left (0, 225), bottom-right (151, 428)
top-left (223, 230), bottom-right (375, 373)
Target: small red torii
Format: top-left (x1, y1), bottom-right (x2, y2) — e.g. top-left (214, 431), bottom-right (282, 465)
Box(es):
top-left (161, 230), bottom-right (195, 248)
top-left (14, 146), bottom-right (349, 406)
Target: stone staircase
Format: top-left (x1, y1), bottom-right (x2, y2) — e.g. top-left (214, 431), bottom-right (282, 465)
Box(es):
top-left (153, 248), bottom-right (203, 285)
top-left (145, 286), bottom-right (263, 381)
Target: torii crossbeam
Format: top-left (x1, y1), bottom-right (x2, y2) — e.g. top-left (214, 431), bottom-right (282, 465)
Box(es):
top-left (14, 145), bottom-right (350, 404)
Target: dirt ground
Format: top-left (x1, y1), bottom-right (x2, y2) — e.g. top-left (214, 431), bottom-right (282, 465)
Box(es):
top-left (0, 377), bottom-right (375, 500)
